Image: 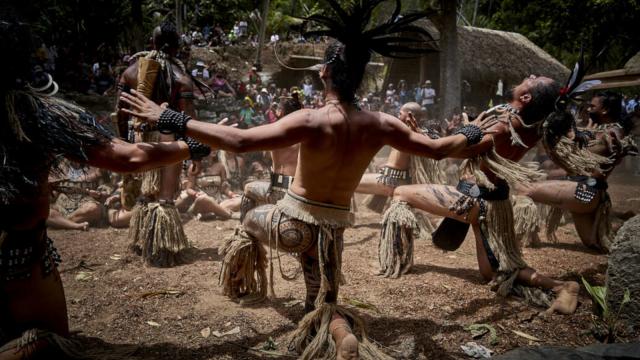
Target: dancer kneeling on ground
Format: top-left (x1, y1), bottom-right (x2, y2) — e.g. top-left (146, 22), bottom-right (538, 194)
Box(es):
top-left (517, 91), bottom-right (637, 253)
top-left (0, 19), bottom-right (211, 359)
top-left (354, 102), bottom-right (447, 277)
top-left (120, 1), bottom-right (495, 358)
top-left (383, 72), bottom-right (587, 315)
top-left (238, 92), bottom-right (303, 221)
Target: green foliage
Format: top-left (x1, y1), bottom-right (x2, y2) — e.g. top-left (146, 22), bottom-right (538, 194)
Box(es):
top-left (8, 0), bottom-right (637, 73)
top-left (581, 277), bottom-right (631, 343)
top-left (487, 0), bottom-right (640, 71)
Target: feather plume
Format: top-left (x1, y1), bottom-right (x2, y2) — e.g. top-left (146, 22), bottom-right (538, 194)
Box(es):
top-left (304, 0), bottom-right (439, 59)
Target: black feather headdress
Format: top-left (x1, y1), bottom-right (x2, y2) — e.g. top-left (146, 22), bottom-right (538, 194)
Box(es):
top-left (543, 49), bottom-right (602, 148)
top-left (304, 0), bottom-right (438, 102)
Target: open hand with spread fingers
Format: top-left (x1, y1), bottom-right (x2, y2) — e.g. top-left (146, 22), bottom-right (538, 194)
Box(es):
top-left (471, 111), bottom-right (500, 131)
top-left (119, 90), bottom-right (167, 126)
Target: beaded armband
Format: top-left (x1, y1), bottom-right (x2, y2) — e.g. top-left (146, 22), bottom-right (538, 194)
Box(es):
top-left (181, 136), bottom-right (211, 161)
top-left (453, 124), bottom-right (483, 146)
top-left (158, 109), bottom-right (191, 136)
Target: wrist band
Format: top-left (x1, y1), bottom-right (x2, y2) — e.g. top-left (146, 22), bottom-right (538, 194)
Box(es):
top-left (181, 136), bottom-right (211, 160)
top-left (453, 124), bottom-right (483, 146)
top-left (158, 109), bottom-right (191, 137)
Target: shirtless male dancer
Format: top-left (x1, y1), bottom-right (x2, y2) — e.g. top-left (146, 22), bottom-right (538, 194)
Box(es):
top-left (121, 2), bottom-right (500, 358)
top-left (117, 21), bottom-right (200, 267)
top-left (239, 93), bottom-right (304, 221)
top-left (355, 102), bottom-right (445, 209)
top-left (519, 91), bottom-right (637, 252)
top-left (355, 102), bottom-right (446, 277)
top-left (0, 18), bottom-right (210, 359)
top-left (383, 74), bottom-right (584, 315)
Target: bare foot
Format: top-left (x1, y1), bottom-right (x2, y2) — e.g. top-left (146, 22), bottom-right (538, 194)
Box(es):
top-left (547, 281), bottom-right (579, 314)
top-left (330, 315), bottom-right (359, 360)
top-left (336, 333), bottom-right (359, 360)
top-left (75, 222), bottom-right (89, 231)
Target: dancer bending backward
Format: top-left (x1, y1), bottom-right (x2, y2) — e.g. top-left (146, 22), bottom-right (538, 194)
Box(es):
top-left (0, 20), bottom-right (210, 359)
top-left (121, 2), bottom-right (494, 358)
top-left (384, 75), bottom-right (583, 314)
top-left (519, 91), bottom-right (637, 252)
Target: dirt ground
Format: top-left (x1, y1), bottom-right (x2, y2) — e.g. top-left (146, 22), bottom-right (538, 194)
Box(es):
top-left (54, 172), bottom-right (640, 359)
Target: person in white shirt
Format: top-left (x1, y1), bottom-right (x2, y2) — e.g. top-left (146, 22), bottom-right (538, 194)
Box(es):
top-left (421, 80), bottom-right (436, 111)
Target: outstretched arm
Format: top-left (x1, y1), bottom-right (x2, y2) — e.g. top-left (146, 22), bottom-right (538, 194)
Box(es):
top-left (83, 138), bottom-right (190, 173)
top-left (120, 90), bottom-right (317, 152)
top-left (381, 113), bottom-right (496, 160)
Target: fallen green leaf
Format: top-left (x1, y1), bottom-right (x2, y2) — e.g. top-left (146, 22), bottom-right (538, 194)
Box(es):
top-left (465, 323), bottom-right (499, 345)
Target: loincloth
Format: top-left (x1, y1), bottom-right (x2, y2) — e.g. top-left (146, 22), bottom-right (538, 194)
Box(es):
top-left (563, 176), bottom-right (608, 203)
top-left (0, 224), bottom-right (61, 282)
top-left (565, 176), bottom-right (612, 251)
top-left (249, 191), bottom-right (354, 256)
top-left (452, 180), bottom-right (552, 307)
top-left (240, 172), bottom-right (293, 222)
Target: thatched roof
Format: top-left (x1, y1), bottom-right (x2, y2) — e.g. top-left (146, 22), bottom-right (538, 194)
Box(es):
top-left (584, 51), bottom-right (640, 89)
top-left (458, 26), bottom-right (569, 84)
top-left (385, 22), bottom-right (569, 89)
top-left (625, 51), bottom-right (640, 69)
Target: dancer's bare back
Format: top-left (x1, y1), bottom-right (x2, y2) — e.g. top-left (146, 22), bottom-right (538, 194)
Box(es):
top-left (120, 91), bottom-right (475, 207)
top-left (270, 144), bottom-right (299, 176)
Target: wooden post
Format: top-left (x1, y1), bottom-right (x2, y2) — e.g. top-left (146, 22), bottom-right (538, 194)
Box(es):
top-left (175, 0), bottom-right (183, 34)
top-left (255, 0), bottom-right (270, 69)
top-left (439, 0), bottom-right (461, 120)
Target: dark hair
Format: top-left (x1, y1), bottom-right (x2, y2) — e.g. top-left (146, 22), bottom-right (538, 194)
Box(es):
top-left (594, 91), bottom-right (622, 121)
top-left (153, 21), bottom-right (180, 52)
top-left (323, 41), bottom-right (371, 104)
top-left (542, 110), bottom-right (574, 148)
top-left (520, 80), bottom-right (561, 124)
top-left (279, 92), bottom-right (302, 115)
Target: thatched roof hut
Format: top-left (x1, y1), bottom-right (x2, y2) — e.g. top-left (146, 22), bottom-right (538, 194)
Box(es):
top-left (385, 25), bottom-right (570, 111)
top-left (457, 26), bottom-right (569, 84)
top-left (584, 51), bottom-right (640, 89)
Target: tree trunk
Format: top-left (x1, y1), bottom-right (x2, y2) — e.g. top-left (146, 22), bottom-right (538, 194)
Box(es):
top-left (255, 0), bottom-right (270, 69)
top-left (439, 0), bottom-right (461, 120)
top-left (175, 0), bottom-right (183, 35)
top-left (130, 0), bottom-right (144, 51)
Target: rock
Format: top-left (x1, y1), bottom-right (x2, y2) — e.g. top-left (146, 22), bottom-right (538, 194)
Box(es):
top-left (606, 215), bottom-right (640, 329)
top-left (493, 343), bottom-right (640, 360)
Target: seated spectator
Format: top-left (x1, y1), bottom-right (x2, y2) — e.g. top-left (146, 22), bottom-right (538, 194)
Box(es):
top-left (256, 88), bottom-right (271, 111)
top-left (253, 108), bottom-right (266, 126)
top-left (192, 61), bottom-right (210, 80)
top-left (232, 79), bottom-right (247, 100)
top-left (209, 69), bottom-right (235, 98)
top-left (265, 102), bottom-right (278, 123)
top-left (238, 97), bottom-right (256, 128)
top-left (247, 66), bottom-right (261, 86)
